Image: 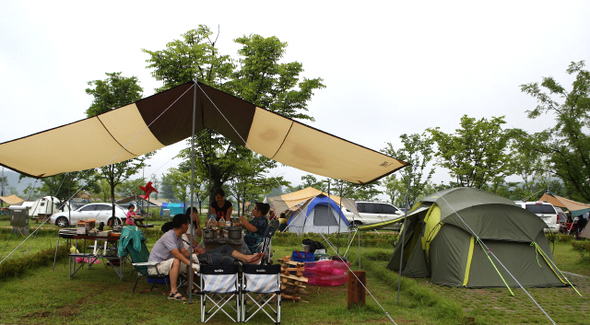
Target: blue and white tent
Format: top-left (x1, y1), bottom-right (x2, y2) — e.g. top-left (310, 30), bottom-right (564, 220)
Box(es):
top-left (287, 194), bottom-right (350, 235)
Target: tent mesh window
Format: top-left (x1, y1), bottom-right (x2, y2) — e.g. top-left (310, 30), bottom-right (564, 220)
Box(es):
top-left (313, 205), bottom-right (339, 226)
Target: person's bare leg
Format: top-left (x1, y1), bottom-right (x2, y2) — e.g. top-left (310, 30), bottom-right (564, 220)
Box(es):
top-left (231, 250), bottom-right (263, 263)
top-left (169, 258), bottom-right (181, 295)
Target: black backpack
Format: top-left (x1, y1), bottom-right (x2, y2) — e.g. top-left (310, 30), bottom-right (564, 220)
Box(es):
top-left (302, 239), bottom-right (325, 253)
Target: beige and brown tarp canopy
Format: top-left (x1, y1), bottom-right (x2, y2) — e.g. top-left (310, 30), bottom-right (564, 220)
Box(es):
top-left (0, 81), bottom-right (408, 183)
top-left (539, 192), bottom-right (590, 217)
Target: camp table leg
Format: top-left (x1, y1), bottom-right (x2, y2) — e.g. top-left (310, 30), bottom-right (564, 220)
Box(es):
top-left (52, 235), bottom-right (61, 271)
top-left (93, 239), bottom-right (98, 255)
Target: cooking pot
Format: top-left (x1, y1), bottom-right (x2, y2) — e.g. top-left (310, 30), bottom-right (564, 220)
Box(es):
top-left (203, 228), bottom-right (216, 239)
top-left (227, 227), bottom-right (242, 240)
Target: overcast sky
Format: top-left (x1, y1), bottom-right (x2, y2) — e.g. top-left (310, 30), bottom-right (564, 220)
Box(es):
top-left (1, 1), bottom-right (589, 189)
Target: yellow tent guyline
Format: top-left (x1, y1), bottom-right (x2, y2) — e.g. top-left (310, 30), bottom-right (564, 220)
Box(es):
top-left (532, 242), bottom-right (582, 296)
top-left (476, 238), bottom-right (514, 296)
top-left (343, 228), bottom-right (359, 257)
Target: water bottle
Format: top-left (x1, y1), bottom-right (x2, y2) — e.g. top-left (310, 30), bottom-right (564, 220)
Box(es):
top-left (207, 214), bottom-right (216, 230)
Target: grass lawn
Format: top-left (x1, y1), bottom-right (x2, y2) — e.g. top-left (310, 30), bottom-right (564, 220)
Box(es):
top-left (1, 228), bottom-right (589, 324)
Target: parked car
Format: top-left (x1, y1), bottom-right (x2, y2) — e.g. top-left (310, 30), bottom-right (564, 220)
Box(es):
top-left (341, 201), bottom-right (405, 226)
top-left (49, 203), bottom-right (127, 228)
top-left (514, 201), bottom-right (560, 233)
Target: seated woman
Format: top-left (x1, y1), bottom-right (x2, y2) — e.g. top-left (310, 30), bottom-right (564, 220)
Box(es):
top-left (234, 202), bottom-right (269, 254)
top-left (183, 207), bottom-right (203, 249)
top-left (210, 188), bottom-right (233, 223)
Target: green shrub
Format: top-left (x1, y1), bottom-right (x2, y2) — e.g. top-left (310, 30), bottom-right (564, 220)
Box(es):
top-left (0, 245), bottom-right (68, 280)
top-left (558, 234), bottom-right (575, 243)
top-left (0, 227), bottom-right (58, 237)
top-left (272, 231), bottom-right (398, 248)
top-left (571, 240), bottom-right (590, 262)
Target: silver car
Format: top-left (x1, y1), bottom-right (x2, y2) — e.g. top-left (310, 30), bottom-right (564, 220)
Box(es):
top-left (49, 203), bottom-right (127, 228)
top-left (342, 201), bottom-right (405, 226)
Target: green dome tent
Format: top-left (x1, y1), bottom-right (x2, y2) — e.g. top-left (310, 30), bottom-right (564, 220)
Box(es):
top-left (387, 187), bottom-right (569, 288)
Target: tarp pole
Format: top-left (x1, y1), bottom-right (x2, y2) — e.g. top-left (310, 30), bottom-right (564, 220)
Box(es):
top-left (188, 81), bottom-right (197, 304)
top-left (358, 223), bottom-right (361, 269)
top-left (397, 164), bottom-right (412, 304)
top-left (338, 180), bottom-right (344, 255)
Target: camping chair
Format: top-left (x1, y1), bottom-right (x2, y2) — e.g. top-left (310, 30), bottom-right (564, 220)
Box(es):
top-left (125, 238), bottom-right (170, 293)
top-left (241, 264), bottom-right (281, 323)
top-left (257, 219), bottom-right (279, 265)
top-left (200, 264), bottom-right (241, 323)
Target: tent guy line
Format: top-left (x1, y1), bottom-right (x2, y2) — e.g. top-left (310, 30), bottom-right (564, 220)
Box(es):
top-left (320, 231), bottom-right (398, 325)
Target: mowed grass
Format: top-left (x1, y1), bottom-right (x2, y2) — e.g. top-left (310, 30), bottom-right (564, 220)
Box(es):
top-left (0, 231), bottom-right (589, 324)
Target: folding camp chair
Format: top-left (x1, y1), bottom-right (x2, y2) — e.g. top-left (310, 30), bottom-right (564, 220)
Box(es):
top-left (200, 264), bottom-right (241, 323)
top-left (125, 238), bottom-right (170, 293)
top-left (258, 219), bottom-right (279, 265)
top-left (241, 264), bottom-right (281, 323)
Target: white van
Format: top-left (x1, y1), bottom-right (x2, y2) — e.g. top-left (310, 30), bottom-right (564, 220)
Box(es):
top-left (341, 201), bottom-right (405, 226)
top-left (515, 201), bottom-right (559, 233)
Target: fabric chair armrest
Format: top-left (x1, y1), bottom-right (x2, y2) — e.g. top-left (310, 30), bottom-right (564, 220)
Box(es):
top-left (132, 262), bottom-right (158, 267)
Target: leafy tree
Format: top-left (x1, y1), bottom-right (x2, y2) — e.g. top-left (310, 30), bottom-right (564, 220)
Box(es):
top-left (428, 115), bottom-right (513, 189)
top-left (85, 72), bottom-right (154, 210)
top-left (163, 167), bottom-right (208, 211)
top-left (158, 175), bottom-right (177, 200)
top-left (286, 175), bottom-right (379, 201)
top-left (336, 181), bottom-right (381, 201)
top-left (163, 168), bottom-right (191, 206)
top-left (381, 133), bottom-right (435, 208)
top-left (6, 186), bottom-right (18, 196)
top-left (37, 171), bottom-right (101, 206)
top-left (226, 155), bottom-right (289, 216)
top-left (116, 178), bottom-right (147, 197)
top-left (143, 26), bottom-right (324, 204)
top-left (0, 176), bottom-right (7, 198)
top-left (149, 175), bottom-right (161, 200)
top-left (521, 61), bottom-right (590, 202)
top-left (286, 175), bottom-right (328, 193)
top-left (97, 179), bottom-right (111, 202)
top-left (506, 130), bottom-right (551, 197)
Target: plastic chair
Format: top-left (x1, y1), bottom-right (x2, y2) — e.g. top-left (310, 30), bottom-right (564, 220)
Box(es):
top-left (200, 264), bottom-right (241, 323)
top-left (241, 264), bottom-right (281, 323)
top-left (125, 238), bottom-right (170, 293)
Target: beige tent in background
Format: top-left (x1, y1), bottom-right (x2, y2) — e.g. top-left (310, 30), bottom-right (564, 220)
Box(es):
top-left (0, 194), bottom-right (25, 205)
top-left (266, 187), bottom-right (358, 215)
top-left (539, 192), bottom-right (590, 217)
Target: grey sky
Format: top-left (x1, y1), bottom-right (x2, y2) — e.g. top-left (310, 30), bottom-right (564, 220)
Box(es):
top-left (1, 1), bottom-right (589, 187)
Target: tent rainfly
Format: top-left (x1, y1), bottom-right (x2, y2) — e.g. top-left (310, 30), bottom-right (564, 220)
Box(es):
top-left (287, 194), bottom-right (350, 235)
top-left (0, 81), bottom-right (408, 184)
top-left (387, 187), bottom-right (569, 288)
